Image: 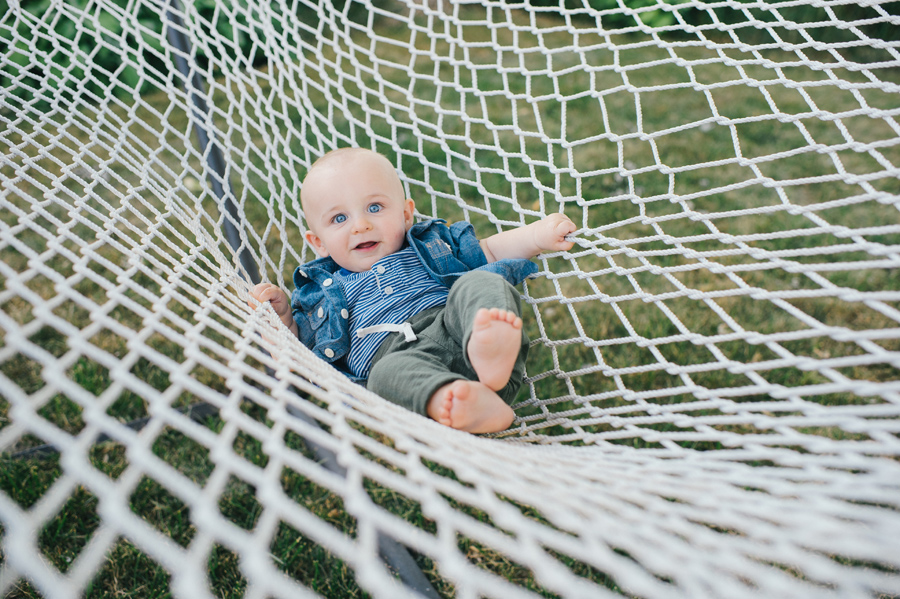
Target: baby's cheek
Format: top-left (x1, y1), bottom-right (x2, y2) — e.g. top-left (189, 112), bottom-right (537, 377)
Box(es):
top-left (389, 230), bottom-right (407, 252)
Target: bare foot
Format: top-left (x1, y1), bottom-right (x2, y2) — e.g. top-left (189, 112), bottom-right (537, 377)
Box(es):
top-left (426, 380), bottom-right (515, 434)
top-left (467, 308), bottom-right (523, 391)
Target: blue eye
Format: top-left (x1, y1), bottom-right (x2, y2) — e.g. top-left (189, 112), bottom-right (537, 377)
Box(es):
top-left (333, 214), bottom-right (347, 224)
top-left (367, 203), bottom-right (382, 214)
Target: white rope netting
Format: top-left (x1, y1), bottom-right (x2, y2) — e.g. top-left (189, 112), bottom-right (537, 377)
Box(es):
top-left (2, 0), bottom-right (899, 596)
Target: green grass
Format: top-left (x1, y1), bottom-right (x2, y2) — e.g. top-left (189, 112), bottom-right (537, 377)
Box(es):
top-left (2, 1), bottom-right (899, 597)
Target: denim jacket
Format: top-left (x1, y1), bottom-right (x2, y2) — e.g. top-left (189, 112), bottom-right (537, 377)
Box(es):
top-left (291, 218), bottom-right (538, 380)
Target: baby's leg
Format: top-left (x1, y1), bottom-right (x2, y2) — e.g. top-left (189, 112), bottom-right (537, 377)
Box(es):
top-left (367, 342), bottom-right (460, 417)
top-left (368, 337), bottom-right (515, 433)
top-left (426, 380), bottom-right (515, 434)
top-left (443, 271), bottom-right (529, 393)
top-left (467, 307), bottom-right (522, 391)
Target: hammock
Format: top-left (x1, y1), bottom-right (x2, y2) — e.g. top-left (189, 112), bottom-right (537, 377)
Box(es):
top-left (2, 0), bottom-right (899, 596)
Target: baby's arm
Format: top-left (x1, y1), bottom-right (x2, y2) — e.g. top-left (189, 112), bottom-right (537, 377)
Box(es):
top-left (249, 283), bottom-right (299, 337)
top-left (479, 213), bottom-right (576, 263)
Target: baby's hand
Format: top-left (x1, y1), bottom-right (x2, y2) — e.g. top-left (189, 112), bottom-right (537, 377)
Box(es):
top-left (249, 283), bottom-right (294, 330)
top-left (534, 213), bottom-right (576, 252)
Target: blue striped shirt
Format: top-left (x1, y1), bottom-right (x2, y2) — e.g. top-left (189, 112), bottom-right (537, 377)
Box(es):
top-left (339, 246), bottom-right (449, 379)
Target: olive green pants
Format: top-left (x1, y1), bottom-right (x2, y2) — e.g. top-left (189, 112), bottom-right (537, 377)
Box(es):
top-left (366, 270), bottom-right (529, 416)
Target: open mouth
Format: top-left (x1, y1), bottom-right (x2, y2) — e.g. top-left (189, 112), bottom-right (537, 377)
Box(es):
top-left (354, 241), bottom-right (378, 251)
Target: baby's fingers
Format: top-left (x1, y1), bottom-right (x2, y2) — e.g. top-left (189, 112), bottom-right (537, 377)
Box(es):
top-left (249, 283), bottom-right (270, 304)
top-left (556, 218), bottom-right (576, 236)
top-left (248, 285), bottom-right (263, 309)
top-left (249, 283), bottom-right (284, 309)
top-left (553, 219), bottom-right (576, 250)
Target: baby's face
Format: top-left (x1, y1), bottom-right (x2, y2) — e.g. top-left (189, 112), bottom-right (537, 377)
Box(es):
top-left (302, 151), bottom-right (415, 272)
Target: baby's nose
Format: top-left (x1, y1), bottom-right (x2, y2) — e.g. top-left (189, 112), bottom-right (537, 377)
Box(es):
top-left (352, 216), bottom-right (372, 232)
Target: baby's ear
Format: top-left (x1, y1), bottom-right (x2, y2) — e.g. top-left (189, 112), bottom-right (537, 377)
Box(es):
top-left (404, 197), bottom-right (416, 228)
top-left (305, 230), bottom-right (329, 257)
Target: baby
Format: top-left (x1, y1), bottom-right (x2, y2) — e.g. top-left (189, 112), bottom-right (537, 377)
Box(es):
top-left (250, 148), bottom-right (575, 433)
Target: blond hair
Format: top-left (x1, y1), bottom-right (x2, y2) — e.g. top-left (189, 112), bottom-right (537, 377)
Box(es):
top-left (300, 148), bottom-right (402, 213)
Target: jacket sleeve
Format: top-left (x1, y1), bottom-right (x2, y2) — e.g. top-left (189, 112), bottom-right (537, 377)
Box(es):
top-left (447, 221), bottom-right (490, 271)
top-left (447, 220), bottom-right (539, 285)
top-left (411, 219), bottom-right (539, 288)
top-left (290, 271), bottom-right (324, 350)
top-left (290, 264), bottom-right (351, 365)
